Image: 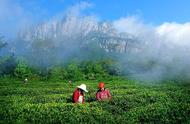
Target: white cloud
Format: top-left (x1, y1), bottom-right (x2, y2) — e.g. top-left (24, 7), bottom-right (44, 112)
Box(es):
top-left (156, 22), bottom-right (190, 47)
top-left (113, 16), bottom-right (190, 80)
top-left (113, 16), bottom-right (152, 35)
top-left (113, 16), bottom-right (157, 44)
top-left (0, 1), bottom-right (94, 38)
top-left (66, 1), bottom-right (93, 16)
top-left (113, 16), bottom-right (190, 47)
top-left (0, 0), bottom-right (38, 37)
top-left (0, 0), bottom-right (21, 20)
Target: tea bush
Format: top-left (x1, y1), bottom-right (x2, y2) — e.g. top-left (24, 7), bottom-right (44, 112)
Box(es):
top-left (0, 78), bottom-right (190, 123)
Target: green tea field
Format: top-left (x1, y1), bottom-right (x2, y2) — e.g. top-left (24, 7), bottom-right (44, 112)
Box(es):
top-left (0, 78), bottom-right (190, 123)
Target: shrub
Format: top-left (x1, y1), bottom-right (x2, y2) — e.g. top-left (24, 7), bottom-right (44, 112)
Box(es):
top-left (66, 63), bottom-right (84, 81)
top-left (100, 60), bottom-right (122, 76)
top-left (0, 36), bottom-right (16, 76)
top-left (49, 66), bottom-right (68, 81)
top-left (0, 55), bottom-right (16, 76)
top-left (14, 58), bottom-right (32, 79)
top-left (80, 61), bottom-right (107, 80)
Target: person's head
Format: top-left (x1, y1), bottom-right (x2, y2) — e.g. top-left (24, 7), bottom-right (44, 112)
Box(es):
top-left (78, 88), bottom-right (84, 93)
top-left (98, 82), bottom-right (105, 91)
top-left (77, 84), bottom-right (88, 93)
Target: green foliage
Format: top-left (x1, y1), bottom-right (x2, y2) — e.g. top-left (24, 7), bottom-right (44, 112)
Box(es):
top-left (100, 59), bottom-right (122, 76)
top-left (0, 55), bottom-right (16, 76)
top-left (14, 58), bottom-right (32, 79)
top-left (66, 63), bottom-right (84, 81)
top-left (43, 60), bottom-right (118, 81)
top-left (0, 35), bottom-right (7, 50)
top-left (0, 36), bottom-right (16, 76)
top-left (0, 78), bottom-right (190, 123)
top-left (80, 61), bottom-right (107, 80)
top-left (49, 66), bottom-right (68, 81)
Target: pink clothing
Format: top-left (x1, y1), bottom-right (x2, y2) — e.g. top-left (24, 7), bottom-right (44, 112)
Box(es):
top-left (96, 89), bottom-right (111, 101)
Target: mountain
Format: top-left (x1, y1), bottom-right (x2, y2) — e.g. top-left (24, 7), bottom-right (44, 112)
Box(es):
top-left (18, 15), bottom-right (142, 54)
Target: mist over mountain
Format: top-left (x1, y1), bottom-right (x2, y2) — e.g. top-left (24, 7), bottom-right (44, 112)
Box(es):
top-left (18, 14), bottom-right (140, 52)
top-left (6, 13), bottom-right (188, 81)
top-left (1, 1), bottom-right (190, 81)
top-left (13, 14), bottom-right (140, 68)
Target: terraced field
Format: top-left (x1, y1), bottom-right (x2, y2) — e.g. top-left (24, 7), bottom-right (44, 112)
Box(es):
top-left (0, 78), bottom-right (190, 123)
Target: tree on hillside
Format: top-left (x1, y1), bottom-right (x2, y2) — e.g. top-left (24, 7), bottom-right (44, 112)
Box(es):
top-left (0, 35), bottom-right (16, 76)
top-left (0, 35), bottom-right (7, 51)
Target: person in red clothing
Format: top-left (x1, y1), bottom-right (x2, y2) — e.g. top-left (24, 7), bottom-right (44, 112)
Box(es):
top-left (96, 82), bottom-right (111, 101)
top-left (72, 84), bottom-right (88, 103)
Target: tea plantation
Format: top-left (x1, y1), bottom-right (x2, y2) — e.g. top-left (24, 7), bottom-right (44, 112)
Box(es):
top-left (0, 77), bottom-right (190, 123)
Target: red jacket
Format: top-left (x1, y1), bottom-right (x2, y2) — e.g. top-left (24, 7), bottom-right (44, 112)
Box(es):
top-left (96, 89), bottom-right (111, 101)
top-left (72, 89), bottom-right (84, 103)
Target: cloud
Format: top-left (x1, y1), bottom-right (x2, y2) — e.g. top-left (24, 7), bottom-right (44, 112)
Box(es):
top-left (156, 22), bottom-right (190, 47)
top-left (18, 1), bottom-right (97, 41)
top-left (2, 1), bottom-right (190, 80)
top-left (113, 16), bottom-right (145, 34)
top-left (65, 1), bottom-right (93, 16)
top-left (113, 16), bottom-right (157, 43)
top-left (0, 0), bottom-right (24, 37)
top-left (0, 1), bottom-right (94, 38)
top-left (113, 16), bottom-right (190, 47)
top-left (113, 16), bottom-right (190, 80)
top-left (0, 0), bottom-right (22, 20)
top-left (0, 1), bottom-right (26, 37)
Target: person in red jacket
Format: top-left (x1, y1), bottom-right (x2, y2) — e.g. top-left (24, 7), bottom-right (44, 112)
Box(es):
top-left (73, 84), bottom-right (88, 103)
top-left (96, 82), bottom-right (111, 101)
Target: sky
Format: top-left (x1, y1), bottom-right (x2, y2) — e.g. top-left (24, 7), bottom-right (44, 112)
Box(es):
top-left (0, 0), bottom-right (190, 80)
top-left (0, 0), bottom-right (190, 38)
